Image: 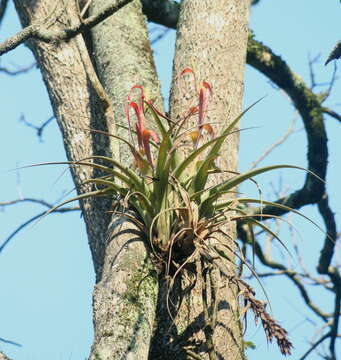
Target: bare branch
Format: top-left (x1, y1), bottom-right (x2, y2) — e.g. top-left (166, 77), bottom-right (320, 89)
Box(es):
top-left (329, 273), bottom-right (341, 359)
top-left (141, 0), bottom-right (179, 29)
top-left (0, 198), bottom-right (80, 254)
top-left (325, 40), bottom-right (341, 66)
top-left (299, 332), bottom-right (331, 360)
top-left (0, 197), bottom-right (54, 208)
top-left (324, 62), bottom-right (338, 102)
top-left (250, 115), bottom-right (298, 169)
top-left (308, 53), bottom-right (320, 89)
top-left (308, 53), bottom-right (338, 103)
top-left (317, 194), bottom-right (338, 274)
top-left (316, 194), bottom-right (341, 358)
top-left (246, 36), bottom-right (327, 216)
top-left (0, 61), bottom-right (35, 75)
top-left (19, 114), bottom-right (55, 140)
top-left (237, 225), bottom-right (331, 322)
top-left (0, 337), bottom-right (22, 347)
top-left (0, 0), bottom-right (9, 27)
top-left (0, 0), bottom-right (133, 56)
top-left (322, 107), bottom-right (341, 123)
top-left (151, 27), bottom-right (171, 45)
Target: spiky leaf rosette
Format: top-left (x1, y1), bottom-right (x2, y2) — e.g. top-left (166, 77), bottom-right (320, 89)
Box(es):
top-left (31, 69), bottom-right (327, 356)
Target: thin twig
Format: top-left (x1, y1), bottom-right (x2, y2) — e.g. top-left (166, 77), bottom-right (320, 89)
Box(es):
top-left (19, 114), bottom-right (55, 140)
top-left (0, 198), bottom-right (53, 208)
top-left (0, 62), bottom-right (36, 75)
top-left (0, 205), bottom-right (80, 253)
top-left (308, 53), bottom-right (320, 89)
top-left (0, 337), bottom-right (21, 347)
top-left (0, 0), bottom-right (9, 26)
top-left (250, 116), bottom-right (297, 169)
top-left (299, 332), bottom-right (331, 360)
top-left (151, 27), bottom-right (170, 45)
top-left (324, 62), bottom-right (338, 102)
top-left (322, 107), bottom-right (341, 123)
top-left (0, 0), bottom-right (133, 56)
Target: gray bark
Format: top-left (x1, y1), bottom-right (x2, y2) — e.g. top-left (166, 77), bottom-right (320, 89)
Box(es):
top-left (13, 0), bottom-right (113, 276)
top-left (88, 1), bottom-right (162, 358)
top-left (12, 0), bottom-right (250, 359)
top-left (13, 1), bottom-right (158, 359)
top-left (151, 1), bottom-right (251, 359)
top-left (0, 352), bottom-right (12, 360)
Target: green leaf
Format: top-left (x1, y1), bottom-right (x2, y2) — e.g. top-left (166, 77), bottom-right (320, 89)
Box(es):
top-left (36, 188), bottom-right (110, 225)
top-left (236, 216), bottom-right (293, 259)
top-left (190, 98), bottom-right (263, 194)
top-left (201, 164), bottom-right (318, 215)
top-left (88, 156), bottom-right (146, 192)
top-left (243, 341), bottom-right (256, 350)
top-left (173, 132), bottom-right (231, 181)
top-left (237, 198), bottom-right (332, 240)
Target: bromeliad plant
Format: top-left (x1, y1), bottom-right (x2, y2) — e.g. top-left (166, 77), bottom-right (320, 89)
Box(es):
top-left (40, 68), bottom-right (327, 356)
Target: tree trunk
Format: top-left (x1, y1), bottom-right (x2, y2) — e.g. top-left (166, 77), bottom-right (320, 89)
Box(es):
top-left (88, 0), bottom-right (162, 358)
top-left (150, 1), bottom-right (250, 359)
top-left (13, 0), bottom-right (250, 359)
top-left (13, 1), bottom-right (159, 359)
top-left (12, 0), bottom-right (113, 275)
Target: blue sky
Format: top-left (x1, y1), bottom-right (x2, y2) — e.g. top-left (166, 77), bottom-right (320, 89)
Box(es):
top-left (0, 1), bottom-right (340, 359)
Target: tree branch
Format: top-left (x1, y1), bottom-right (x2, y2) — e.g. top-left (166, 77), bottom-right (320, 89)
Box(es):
top-left (325, 40), bottom-right (341, 66)
top-left (299, 332), bottom-right (331, 360)
top-left (141, 0), bottom-right (261, 29)
top-left (0, 337), bottom-right (22, 347)
top-left (0, 61), bottom-right (35, 75)
top-left (316, 194), bottom-right (341, 359)
top-left (0, 198), bottom-right (80, 253)
top-left (237, 224), bottom-right (331, 322)
top-left (322, 107), bottom-right (341, 123)
top-left (317, 194), bottom-right (338, 274)
top-left (246, 36), bottom-right (328, 215)
top-left (0, 0), bottom-right (133, 56)
top-left (0, 0), bottom-right (9, 27)
top-left (141, 0), bottom-right (179, 29)
top-left (19, 114), bottom-right (55, 140)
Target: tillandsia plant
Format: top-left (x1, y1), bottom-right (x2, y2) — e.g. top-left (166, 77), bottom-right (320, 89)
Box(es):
top-left (33, 68), bottom-right (327, 356)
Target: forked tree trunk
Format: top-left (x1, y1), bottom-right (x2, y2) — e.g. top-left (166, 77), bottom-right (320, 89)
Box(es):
top-left (13, 0), bottom-right (250, 359)
top-left (13, 1), bottom-right (159, 359)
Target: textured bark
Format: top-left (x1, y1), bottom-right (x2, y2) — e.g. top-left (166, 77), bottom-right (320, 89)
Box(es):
top-left (88, 1), bottom-right (161, 358)
top-left (12, 0), bottom-right (113, 276)
top-left (90, 214), bottom-right (157, 360)
top-left (149, 1), bottom-right (250, 359)
top-left (13, 0), bottom-right (249, 359)
top-left (89, 0), bottom-right (163, 165)
top-left (0, 352), bottom-right (12, 360)
top-left (13, 1), bottom-right (159, 359)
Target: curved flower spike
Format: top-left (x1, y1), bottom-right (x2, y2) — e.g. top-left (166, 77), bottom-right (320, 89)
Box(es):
top-left (126, 85), bottom-right (159, 168)
top-left (197, 81), bottom-right (213, 143)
